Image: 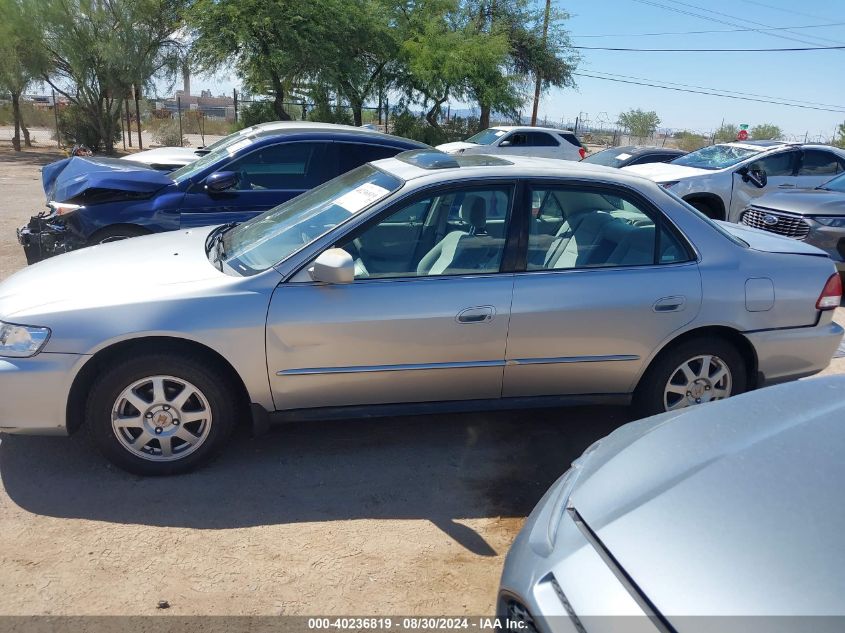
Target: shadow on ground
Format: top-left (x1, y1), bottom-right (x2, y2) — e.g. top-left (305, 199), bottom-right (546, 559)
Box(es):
top-left (0, 147), bottom-right (66, 166)
top-left (0, 406), bottom-right (631, 553)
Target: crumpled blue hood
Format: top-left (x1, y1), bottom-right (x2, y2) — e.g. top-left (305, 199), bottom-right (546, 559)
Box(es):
top-left (42, 156), bottom-right (175, 202)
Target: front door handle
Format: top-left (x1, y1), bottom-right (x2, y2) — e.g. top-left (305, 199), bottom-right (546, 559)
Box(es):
top-left (653, 296), bottom-right (686, 313)
top-left (778, 183), bottom-right (796, 189)
top-left (457, 306), bottom-right (495, 324)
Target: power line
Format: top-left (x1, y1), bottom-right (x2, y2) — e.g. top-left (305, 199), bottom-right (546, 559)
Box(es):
top-left (572, 22), bottom-right (845, 39)
top-left (583, 70), bottom-right (845, 109)
top-left (573, 44), bottom-right (845, 52)
top-left (573, 72), bottom-right (845, 113)
top-left (663, 0), bottom-right (845, 47)
top-left (739, 0), bottom-right (833, 23)
top-left (630, 0), bottom-right (845, 48)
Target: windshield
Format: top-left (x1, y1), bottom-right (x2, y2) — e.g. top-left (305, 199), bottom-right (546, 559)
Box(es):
top-left (200, 125), bottom-right (262, 152)
top-left (465, 128), bottom-right (507, 145)
top-left (820, 172), bottom-right (845, 193)
top-left (670, 144), bottom-right (762, 170)
top-left (219, 165), bottom-right (403, 275)
top-left (582, 147), bottom-right (633, 168)
top-left (170, 135), bottom-right (256, 182)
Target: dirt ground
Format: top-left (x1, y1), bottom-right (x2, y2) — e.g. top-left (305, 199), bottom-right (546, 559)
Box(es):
top-left (0, 144), bottom-right (843, 616)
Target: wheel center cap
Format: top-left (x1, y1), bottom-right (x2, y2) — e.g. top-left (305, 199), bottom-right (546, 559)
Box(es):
top-left (690, 380), bottom-right (709, 399)
top-left (146, 405), bottom-right (175, 430)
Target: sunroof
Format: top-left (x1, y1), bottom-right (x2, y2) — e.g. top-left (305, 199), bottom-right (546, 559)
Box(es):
top-left (396, 149), bottom-right (512, 170)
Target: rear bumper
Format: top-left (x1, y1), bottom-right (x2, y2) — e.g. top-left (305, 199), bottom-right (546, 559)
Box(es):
top-left (0, 353), bottom-right (87, 436)
top-left (747, 321), bottom-right (844, 387)
top-left (17, 214), bottom-right (84, 265)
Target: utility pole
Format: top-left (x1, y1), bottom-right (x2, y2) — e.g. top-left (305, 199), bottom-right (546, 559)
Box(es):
top-left (530, 0), bottom-right (551, 126)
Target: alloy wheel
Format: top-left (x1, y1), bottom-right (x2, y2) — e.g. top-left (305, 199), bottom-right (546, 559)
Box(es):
top-left (663, 354), bottom-right (732, 411)
top-left (111, 375), bottom-right (213, 462)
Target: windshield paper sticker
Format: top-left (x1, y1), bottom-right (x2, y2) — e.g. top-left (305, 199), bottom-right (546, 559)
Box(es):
top-left (335, 183), bottom-right (391, 213)
top-left (615, 153), bottom-right (632, 160)
top-left (494, 130), bottom-right (506, 137)
top-left (227, 139), bottom-right (253, 156)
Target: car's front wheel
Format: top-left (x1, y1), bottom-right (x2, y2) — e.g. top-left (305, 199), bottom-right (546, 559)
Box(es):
top-left (634, 337), bottom-right (747, 417)
top-left (86, 353), bottom-right (238, 475)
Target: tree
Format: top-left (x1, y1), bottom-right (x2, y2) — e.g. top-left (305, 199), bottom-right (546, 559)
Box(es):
top-left (618, 109), bottom-right (660, 140)
top-left (750, 123), bottom-right (782, 141)
top-left (835, 122), bottom-right (845, 149)
top-left (713, 122), bottom-right (739, 143)
top-left (39, 0), bottom-right (188, 153)
top-left (674, 130), bottom-right (708, 152)
top-left (0, 0), bottom-right (49, 151)
top-left (189, 0), bottom-right (338, 121)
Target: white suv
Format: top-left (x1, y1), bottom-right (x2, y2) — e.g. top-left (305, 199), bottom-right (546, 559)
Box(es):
top-left (622, 141), bottom-right (845, 221)
top-left (436, 126), bottom-right (586, 161)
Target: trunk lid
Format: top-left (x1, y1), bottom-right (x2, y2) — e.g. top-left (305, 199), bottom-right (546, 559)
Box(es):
top-left (718, 220), bottom-right (828, 256)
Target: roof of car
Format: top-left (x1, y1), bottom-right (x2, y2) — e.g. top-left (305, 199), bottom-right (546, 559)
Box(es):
top-left (374, 150), bottom-right (649, 186)
top-left (248, 122), bottom-right (427, 147)
top-left (490, 125), bottom-right (578, 135)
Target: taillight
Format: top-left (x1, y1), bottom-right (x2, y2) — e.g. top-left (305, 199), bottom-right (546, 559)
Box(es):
top-left (816, 273), bottom-right (842, 310)
top-left (579, 147), bottom-right (587, 159)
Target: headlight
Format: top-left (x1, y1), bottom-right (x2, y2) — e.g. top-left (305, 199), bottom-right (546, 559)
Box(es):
top-left (812, 216), bottom-right (845, 228)
top-left (47, 201), bottom-right (82, 216)
top-left (0, 322), bottom-right (51, 357)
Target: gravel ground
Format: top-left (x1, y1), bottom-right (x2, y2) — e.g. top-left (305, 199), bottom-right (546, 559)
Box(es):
top-left (0, 143), bottom-right (842, 616)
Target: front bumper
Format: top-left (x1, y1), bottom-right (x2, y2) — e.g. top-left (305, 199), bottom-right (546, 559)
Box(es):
top-left (17, 214), bottom-right (84, 265)
top-left (747, 320), bottom-right (844, 386)
top-left (0, 352), bottom-right (87, 435)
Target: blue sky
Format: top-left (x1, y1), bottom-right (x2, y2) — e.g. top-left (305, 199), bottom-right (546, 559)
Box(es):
top-left (189, 0), bottom-right (845, 140)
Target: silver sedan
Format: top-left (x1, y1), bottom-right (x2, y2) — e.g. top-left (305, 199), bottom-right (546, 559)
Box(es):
top-left (0, 150), bottom-right (841, 474)
top-left (498, 375), bottom-right (845, 628)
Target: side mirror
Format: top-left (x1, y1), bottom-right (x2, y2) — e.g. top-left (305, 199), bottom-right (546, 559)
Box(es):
top-left (498, 140), bottom-right (511, 147)
top-left (205, 171), bottom-right (239, 192)
top-left (308, 248), bottom-right (354, 284)
top-left (738, 166), bottom-right (768, 189)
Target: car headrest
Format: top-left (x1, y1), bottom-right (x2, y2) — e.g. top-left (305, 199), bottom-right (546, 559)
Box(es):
top-left (460, 195), bottom-right (487, 234)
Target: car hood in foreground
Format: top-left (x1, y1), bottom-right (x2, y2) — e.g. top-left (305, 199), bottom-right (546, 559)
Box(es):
top-left (750, 188), bottom-right (845, 217)
top-left (42, 156), bottom-right (175, 202)
top-left (570, 376), bottom-right (845, 615)
top-left (622, 161), bottom-right (714, 182)
top-left (0, 228), bottom-right (224, 321)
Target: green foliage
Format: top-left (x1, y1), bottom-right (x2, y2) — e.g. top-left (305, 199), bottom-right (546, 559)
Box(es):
top-left (58, 104), bottom-right (121, 150)
top-left (239, 101), bottom-right (279, 128)
top-left (617, 109), bottom-right (661, 139)
top-left (674, 131), bottom-right (708, 152)
top-left (38, 0), bottom-right (188, 153)
top-left (835, 122), bottom-right (845, 149)
top-left (750, 123), bottom-right (782, 140)
top-left (713, 122), bottom-right (739, 143)
top-left (390, 107), bottom-right (479, 145)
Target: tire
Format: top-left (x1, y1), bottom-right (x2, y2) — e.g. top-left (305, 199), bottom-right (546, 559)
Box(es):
top-left (89, 225), bottom-right (150, 245)
top-left (688, 199), bottom-right (722, 221)
top-left (85, 352), bottom-right (238, 475)
top-left (634, 337), bottom-right (747, 418)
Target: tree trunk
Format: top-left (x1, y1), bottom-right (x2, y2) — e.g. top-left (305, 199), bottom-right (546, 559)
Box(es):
top-left (425, 96), bottom-right (447, 132)
top-left (270, 73), bottom-right (292, 121)
top-left (134, 84), bottom-right (143, 150)
top-left (479, 103), bottom-right (491, 129)
top-left (11, 92), bottom-right (22, 152)
top-left (350, 98), bottom-right (363, 127)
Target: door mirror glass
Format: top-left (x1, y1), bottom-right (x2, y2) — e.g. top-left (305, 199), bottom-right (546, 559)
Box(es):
top-left (309, 248), bottom-right (354, 284)
top-left (205, 171), bottom-right (240, 192)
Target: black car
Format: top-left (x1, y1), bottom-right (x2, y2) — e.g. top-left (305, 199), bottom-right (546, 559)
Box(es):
top-left (18, 124), bottom-right (427, 264)
top-left (581, 145), bottom-right (686, 168)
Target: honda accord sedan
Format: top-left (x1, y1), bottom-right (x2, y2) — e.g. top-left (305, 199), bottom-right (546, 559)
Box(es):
top-left (0, 150), bottom-right (841, 475)
top-left (498, 375), bottom-right (845, 629)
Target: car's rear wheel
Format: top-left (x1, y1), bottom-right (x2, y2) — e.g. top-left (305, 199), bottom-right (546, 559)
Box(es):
top-left (688, 199), bottom-right (723, 220)
top-left (89, 225), bottom-right (150, 245)
top-left (86, 353), bottom-right (237, 475)
top-left (634, 337), bottom-right (747, 417)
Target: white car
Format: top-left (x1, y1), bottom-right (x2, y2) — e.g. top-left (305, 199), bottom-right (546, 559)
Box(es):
top-left (623, 141), bottom-right (845, 221)
top-left (437, 126), bottom-right (586, 161)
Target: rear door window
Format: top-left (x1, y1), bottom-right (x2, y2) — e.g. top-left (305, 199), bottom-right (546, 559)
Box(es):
top-left (798, 150), bottom-right (844, 176)
top-left (337, 142), bottom-right (405, 174)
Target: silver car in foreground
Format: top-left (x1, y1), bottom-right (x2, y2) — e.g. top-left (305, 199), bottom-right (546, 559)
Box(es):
top-left (0, 150), bottom-right (841, 474)
top-left (498, 376), bottom-right (845, 629)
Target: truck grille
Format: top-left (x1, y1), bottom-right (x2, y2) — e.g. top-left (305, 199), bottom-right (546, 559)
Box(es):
top-left (741, 207), bottom-right (810, 240)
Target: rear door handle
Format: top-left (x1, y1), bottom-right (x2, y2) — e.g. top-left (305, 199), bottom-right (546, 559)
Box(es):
top-left (457, 306), bottom-right (495, 323)
top-left (653, 296), bottom-right (686, 313)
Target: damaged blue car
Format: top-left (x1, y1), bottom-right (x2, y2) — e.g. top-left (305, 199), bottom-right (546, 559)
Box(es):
top-left (18, 123), bottom-right (426, 264)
